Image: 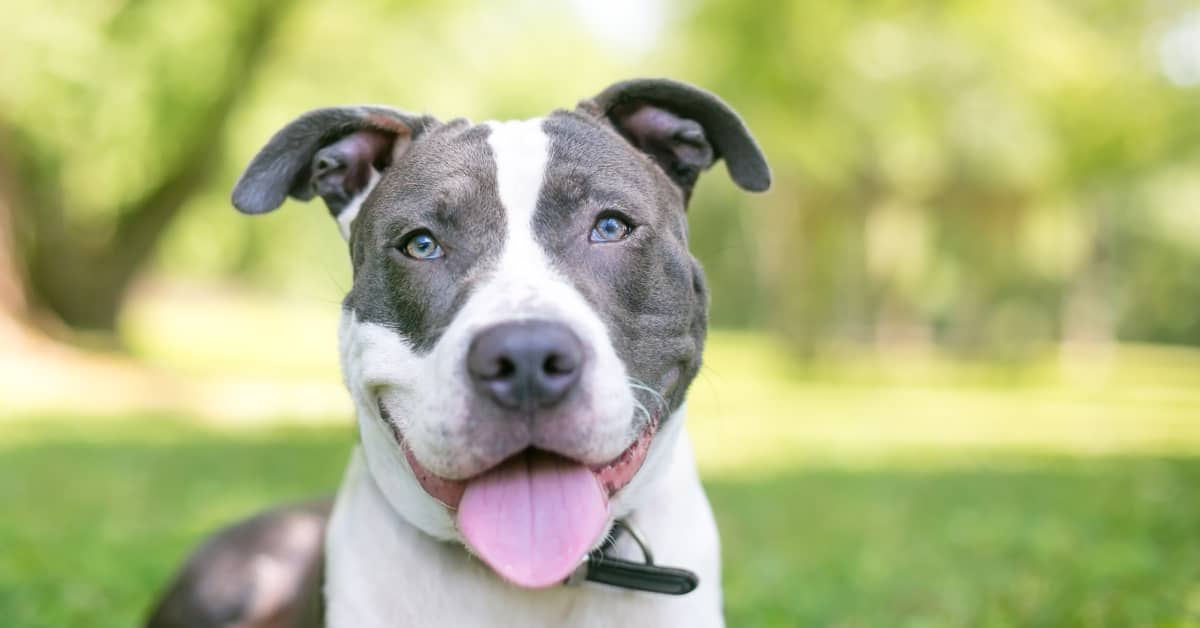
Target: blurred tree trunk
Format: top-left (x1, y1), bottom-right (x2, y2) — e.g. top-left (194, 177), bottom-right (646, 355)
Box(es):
top-left (0, 0), bottom-right (293, 341)
top-left (1062, 199), bottom-right (1115, 349)
top-left (0, 168), bottom-right (26, 332)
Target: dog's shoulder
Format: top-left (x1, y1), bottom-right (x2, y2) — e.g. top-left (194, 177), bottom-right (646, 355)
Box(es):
top-left (144, 499), bottom-right (331, 628)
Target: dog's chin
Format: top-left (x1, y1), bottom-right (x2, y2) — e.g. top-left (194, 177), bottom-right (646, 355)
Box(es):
top-left (383, 408), bottom-right (661, 510)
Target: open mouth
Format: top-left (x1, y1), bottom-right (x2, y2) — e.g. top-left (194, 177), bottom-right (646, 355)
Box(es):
top-left (380, 403), bottom-right (660, 588)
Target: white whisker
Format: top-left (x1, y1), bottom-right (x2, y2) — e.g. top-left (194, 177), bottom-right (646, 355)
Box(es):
top-left (627, 377), bottom-right (669, 420)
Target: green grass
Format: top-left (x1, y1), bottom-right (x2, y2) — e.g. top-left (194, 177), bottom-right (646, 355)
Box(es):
top-left (714, 460), bottom-right (1200, 627)
top-left (4, 420), bottom-right (1200, 627)
top-left (4, 328), bottom-right (1200, 626)
top-left (0, 419), bottom-right (351, 628)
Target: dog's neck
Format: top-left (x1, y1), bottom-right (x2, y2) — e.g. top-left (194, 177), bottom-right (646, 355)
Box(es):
top-left (322, 409), bottom-right (726, 628)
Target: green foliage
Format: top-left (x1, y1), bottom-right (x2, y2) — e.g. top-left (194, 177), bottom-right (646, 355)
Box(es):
top-left (682, 0), bottom-right (1200, 353)
top-left (0, 0), bottom-right (283, 222)
top-left (3, 0), bottom-right (1199, 347)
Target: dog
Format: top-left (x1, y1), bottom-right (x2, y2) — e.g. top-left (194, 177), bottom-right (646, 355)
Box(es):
top-left (145, 78), bottom-right (769, 628)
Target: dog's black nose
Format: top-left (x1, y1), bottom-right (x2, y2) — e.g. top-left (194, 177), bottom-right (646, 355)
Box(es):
top-left (467, 321), bottom-right (584, 412)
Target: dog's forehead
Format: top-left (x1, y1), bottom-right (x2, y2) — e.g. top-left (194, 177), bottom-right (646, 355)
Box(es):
top-left (359, 112), bottom-right (673, 230)
top-left (541, 110), bottom-right (659, 178)
top-left (364, 120), bottom-right (496, 220)
top-left (540, 111), bottom-right (685, 229)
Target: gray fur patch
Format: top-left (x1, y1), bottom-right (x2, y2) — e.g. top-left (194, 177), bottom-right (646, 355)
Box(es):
top-left (346, 120), bottom-right (504, 353)
top-left (536, 111), bottom-right (707, 416)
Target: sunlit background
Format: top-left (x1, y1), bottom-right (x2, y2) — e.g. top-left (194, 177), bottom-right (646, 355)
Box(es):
top-left (2, 0), bottom-right (1200, 626)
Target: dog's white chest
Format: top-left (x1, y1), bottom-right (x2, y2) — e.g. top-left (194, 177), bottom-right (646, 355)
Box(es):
top-left (324, 425), bottom-right (724, 628)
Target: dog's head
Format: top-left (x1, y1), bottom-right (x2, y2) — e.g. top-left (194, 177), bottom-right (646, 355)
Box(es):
top-left (233, 79), bottom-right (769, 588)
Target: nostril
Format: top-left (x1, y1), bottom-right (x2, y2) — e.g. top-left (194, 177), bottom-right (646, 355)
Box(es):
top-left (542, 353), bottom-right (577, 377)
top-left (472, 356), bottom-right (516, 382)
top-left (494, 357), bottom-right (516, 380)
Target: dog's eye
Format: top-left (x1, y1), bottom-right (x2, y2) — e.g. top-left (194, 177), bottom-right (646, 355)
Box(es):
top-left (400, 231), bottom-right (444, 260)
top-left (589, 214), bottom-right (633, 243)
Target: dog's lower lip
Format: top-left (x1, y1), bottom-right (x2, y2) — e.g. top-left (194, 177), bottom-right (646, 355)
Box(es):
top-left (382, 405), bottom-right (659, 509)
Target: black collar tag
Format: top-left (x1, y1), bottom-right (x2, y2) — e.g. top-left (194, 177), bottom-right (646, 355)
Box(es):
top-left (564, 519), bottom-right (699, 596)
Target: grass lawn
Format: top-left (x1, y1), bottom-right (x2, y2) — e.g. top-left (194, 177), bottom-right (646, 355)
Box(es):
top-left (4, 328), bottom-right (1200, 627)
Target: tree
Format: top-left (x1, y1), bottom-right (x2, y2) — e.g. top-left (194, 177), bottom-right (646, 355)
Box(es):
top-left (0, 0), bottom-right (297, 339)
top-left (681, 0), bottom-right (1200, 354)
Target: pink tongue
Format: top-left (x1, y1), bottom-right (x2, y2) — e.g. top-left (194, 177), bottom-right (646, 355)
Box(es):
top-left (456, 450), bottom-right (608, 588)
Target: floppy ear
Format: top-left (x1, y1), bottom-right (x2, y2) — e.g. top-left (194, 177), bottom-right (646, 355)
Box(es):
top-left (232, 106), bottom-right (434, 237)
top-left (579, 78), bottom-right (771, 201)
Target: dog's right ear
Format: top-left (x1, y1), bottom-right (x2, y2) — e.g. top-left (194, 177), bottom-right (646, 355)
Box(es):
top-left (232, 106), bottom-right (433, 235)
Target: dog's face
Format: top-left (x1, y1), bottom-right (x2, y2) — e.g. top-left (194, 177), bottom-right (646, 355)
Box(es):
top-left (233, 79), bottom-right (768, 587)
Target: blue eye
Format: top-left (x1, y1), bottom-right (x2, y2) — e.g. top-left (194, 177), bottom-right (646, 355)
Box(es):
top-left (590, 215), bottom-right (633, 243)
top-left (401, 231), bottom-right (444, 260)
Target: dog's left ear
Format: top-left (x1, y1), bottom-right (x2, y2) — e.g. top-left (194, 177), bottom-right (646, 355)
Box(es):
top-left (579, 78), bottom-right (771, 201)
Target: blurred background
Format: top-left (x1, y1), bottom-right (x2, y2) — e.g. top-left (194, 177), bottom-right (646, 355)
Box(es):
top-left (2, 0), bottom-right (1200, 626)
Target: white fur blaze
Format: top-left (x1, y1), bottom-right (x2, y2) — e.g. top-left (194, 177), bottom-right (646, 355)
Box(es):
top-left (479, 119), bottom-right (636, 462)
top-left (488, 119), bottom-right (549, 250)
top-left (336, 169), bottom-right (380, 240)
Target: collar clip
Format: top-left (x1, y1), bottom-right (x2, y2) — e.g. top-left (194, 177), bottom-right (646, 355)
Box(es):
top-left (565, 519), bottom-right (699, 596)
